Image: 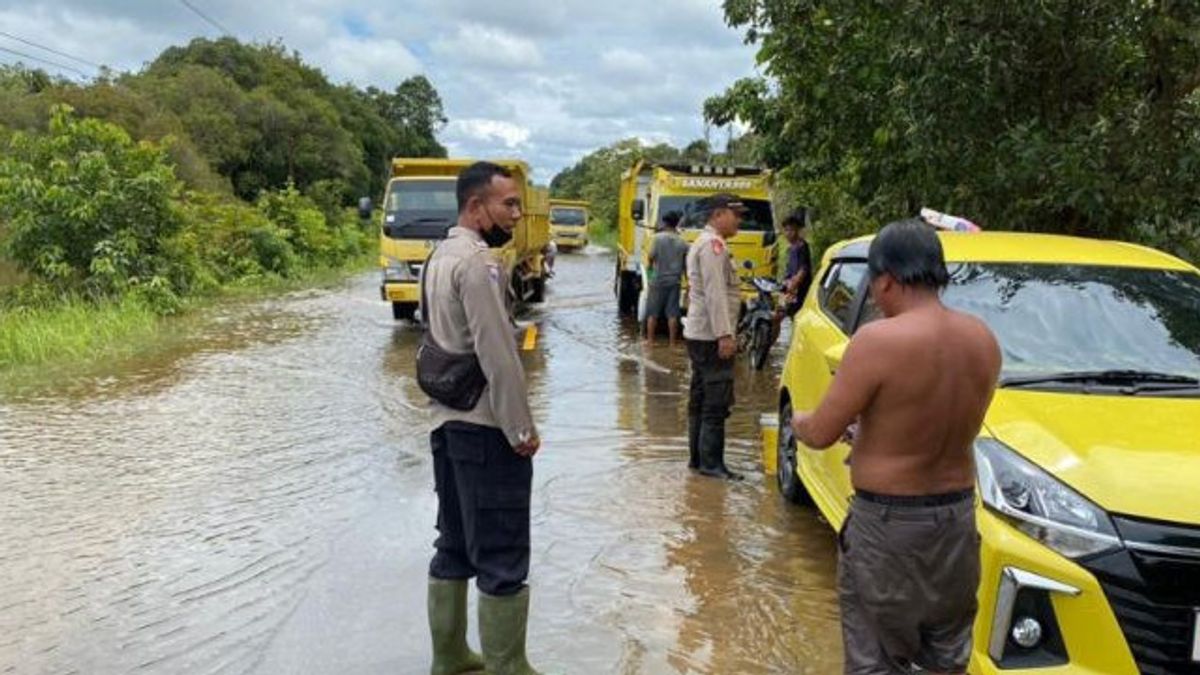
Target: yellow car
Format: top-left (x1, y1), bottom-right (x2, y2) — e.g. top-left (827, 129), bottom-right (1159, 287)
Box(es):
top-left (776, 231), bottom-right (1200, 674)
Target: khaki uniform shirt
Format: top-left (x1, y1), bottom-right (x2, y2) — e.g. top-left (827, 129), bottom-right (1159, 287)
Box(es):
top-left (683, 226), bottom-right (741, 341)
top-left (422, 226), bottom-right (536, 447)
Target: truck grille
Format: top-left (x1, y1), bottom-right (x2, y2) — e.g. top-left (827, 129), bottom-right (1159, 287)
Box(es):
top-left (1083, 515), bottom-right (1200, 675)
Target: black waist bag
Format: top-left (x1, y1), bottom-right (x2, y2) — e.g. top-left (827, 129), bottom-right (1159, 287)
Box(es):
top-left (416, 336), bottom-right (487, 411)
top-left (416, 258), bottom-right (487, 411)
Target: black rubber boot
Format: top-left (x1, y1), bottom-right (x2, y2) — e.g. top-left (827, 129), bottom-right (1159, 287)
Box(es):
top-left (687, 414), bottom-right (701, 470)
top-left (697, 421), bottom-right (743, 481)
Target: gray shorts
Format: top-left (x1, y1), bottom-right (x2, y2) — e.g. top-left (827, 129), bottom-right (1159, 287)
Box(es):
top-left (644, 282), bottom-right (681, 320)
top-left (837, 490), bottom-right (979, 674)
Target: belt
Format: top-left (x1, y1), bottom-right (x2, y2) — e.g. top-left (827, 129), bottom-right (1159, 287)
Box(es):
top-left (855, 488), bottom-right (974, 507)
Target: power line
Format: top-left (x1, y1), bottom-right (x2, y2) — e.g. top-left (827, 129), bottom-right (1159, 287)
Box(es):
top-left (0, 45), bottom-right (90, 79)
top-left (0, 31), bottom-right (104, 69)
top-left (178, 0), bottom-right (233, 36)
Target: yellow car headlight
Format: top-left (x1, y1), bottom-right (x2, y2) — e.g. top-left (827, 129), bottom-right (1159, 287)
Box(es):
top-left (975, 438), bottom-right (1121, 559)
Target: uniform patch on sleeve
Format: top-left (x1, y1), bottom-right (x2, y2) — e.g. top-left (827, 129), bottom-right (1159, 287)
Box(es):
top-left (487, 263), bottom-right (502, 284)
top-left (711, 238), bottom-right (725, 255)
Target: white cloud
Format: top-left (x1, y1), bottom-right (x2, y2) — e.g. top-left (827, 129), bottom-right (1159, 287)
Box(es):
top-left (314, 36), bottom-right (421, 89)
top-left (430, 24), bottom-right (543, 71)
top-left (446, 119), bottom-right (532, 149)
top-left (429, 0), bottom-right (571, 37)
top-left (599, 48), bottom-right (654, 79)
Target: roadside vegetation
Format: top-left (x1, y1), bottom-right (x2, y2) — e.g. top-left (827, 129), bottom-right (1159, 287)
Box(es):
top-left (704, 0), bottom-right (1200, 261)
top-left (0, 38), bottom-right (447, 370)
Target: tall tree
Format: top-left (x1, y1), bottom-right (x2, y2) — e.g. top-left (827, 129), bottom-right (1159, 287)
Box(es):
top-left (371, 75), bottom-right (448, 159)
top-left (708, 0), bottom-right (1200, 260)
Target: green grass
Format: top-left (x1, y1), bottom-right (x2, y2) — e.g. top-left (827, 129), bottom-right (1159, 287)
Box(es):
top-left (0, 250), bottom-right (377, 375)
top-left (0, 295), bottom-right (159, 369)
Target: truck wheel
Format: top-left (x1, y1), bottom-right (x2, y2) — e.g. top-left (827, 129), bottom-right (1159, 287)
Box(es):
top-left (617, 272), bottom-right (640, 318)
top-left (777, 401), bottom-right (812, 504)
top-left (392, 302), bottom-right (416, 322)
top-left (529, 277), bottom-right (546, 303)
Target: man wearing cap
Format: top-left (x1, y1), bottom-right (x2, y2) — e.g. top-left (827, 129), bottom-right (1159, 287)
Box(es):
top-left (683, 193), bottom-right (745, 480)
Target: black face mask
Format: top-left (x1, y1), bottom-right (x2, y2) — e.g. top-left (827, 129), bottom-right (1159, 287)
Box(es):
top-left (481, 207), bottom-right (514, 248)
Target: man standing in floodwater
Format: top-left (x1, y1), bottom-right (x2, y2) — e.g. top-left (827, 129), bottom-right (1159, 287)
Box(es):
top-left (791, 220), bottom-right (1001, 674)
top-left (421, 161), bottom-right (545, 675)
top-left (684, 193), bottom-right (747, 480)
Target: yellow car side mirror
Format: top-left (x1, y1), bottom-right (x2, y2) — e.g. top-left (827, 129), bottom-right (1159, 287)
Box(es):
top-left (823, 343), bottom-right (847, 374)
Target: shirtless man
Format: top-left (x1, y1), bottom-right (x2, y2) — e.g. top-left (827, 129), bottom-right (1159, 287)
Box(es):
top-left (791, 219), bottom-right (1001, 675)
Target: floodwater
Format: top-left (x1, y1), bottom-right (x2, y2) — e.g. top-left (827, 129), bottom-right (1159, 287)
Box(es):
top-left (0, 250), bottom-right (842, 675)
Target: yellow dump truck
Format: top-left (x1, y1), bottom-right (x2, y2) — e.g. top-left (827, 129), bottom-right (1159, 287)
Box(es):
top-left (378, 158), bottom-right (550, 320)
top-left (614, 162), bottom-right (777, 317)
top-left (548, 199), bottom-right (590, 251)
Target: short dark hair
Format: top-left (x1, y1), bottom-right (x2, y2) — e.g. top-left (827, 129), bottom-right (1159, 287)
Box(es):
top-left (662, 210), bottom-right (682, 228)
top-left (867, 219), bottom-right (949, 289)
top-left (457, 161), bottom-right (513, 213)
top-left (782, 209), bottom-right (808, 230)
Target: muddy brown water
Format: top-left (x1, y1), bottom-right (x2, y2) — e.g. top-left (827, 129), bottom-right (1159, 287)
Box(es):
top-left (0, 250), bottom-right (842, 674)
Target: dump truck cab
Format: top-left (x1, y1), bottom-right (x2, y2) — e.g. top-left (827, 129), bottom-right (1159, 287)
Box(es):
top-left (549, 199), bottom-right (590, 251)
top-left (615, 161), bottom-right (776, 317)
top-left (379, 158), bottom-right (549, 321)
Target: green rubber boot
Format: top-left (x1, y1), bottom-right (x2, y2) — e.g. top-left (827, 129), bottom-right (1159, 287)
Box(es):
top-left (478, 587), bottom-right (542, 675)
top-left (428, 578), bottom-right (485, 675)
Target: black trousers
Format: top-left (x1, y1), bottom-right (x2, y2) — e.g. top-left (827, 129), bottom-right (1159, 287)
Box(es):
top-left (429, 421), bottom-right (532, 597)
top-left (686, 340), bottom-right (735, 470)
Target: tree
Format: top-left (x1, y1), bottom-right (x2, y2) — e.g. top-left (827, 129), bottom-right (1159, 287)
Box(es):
top-left (708, 0), bottom-right (1200, 261)
top-left (139, 38), bottom-right (446, 201)
top-left (0, 105), bottom-right (184, 297)
top-left (371, 75), bottom-right (448, 158)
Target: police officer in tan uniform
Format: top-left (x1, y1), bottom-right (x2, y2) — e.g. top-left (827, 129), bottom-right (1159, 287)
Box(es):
top-left (683, 193), bottom-right (746, 480)
top-left (420, 161), bottom-right (545, 675)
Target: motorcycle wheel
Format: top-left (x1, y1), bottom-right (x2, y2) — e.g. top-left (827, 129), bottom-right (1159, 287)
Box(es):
top-left (750, 320), bottom-right (771, 370)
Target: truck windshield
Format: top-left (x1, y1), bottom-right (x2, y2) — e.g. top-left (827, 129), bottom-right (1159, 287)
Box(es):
top-left (551, 208), bottom-right (586, 226)
top-left (382, 179), bottom-right (457, 239)
top-left (658, 196), bottom-right (774, 232)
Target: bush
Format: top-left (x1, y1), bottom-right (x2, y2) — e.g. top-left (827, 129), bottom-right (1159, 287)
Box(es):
top-left (305, 178), bottom-right (350, 224)
top-left (257, 183), bottom-right (367, 267)
top-left (257, 183), bottom-right (334, 262)
top-left (174, 191), bottom-right (298, 284)
top-left (0, 105), bottom-right (185, 299)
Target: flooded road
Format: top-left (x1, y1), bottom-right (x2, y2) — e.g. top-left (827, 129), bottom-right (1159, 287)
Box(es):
top-left (0, 250), bottom-right (842, 674)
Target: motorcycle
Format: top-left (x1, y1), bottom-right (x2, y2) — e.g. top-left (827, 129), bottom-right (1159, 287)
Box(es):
top-left (738, 274), bottom-right (783, 370)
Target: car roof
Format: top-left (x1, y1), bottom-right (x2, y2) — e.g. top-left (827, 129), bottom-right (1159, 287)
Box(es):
top-left (830, 231), bottom-right (1197, 272)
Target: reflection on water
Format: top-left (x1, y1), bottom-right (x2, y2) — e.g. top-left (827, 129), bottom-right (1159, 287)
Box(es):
top-left (1, 249), bottom-right (842, 674)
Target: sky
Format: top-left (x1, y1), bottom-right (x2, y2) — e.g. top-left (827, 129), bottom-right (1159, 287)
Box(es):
top-left (0, 0), bottom-right (761, 183)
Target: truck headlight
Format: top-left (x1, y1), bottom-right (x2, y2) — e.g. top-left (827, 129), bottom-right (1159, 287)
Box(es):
top-left (382, 259), bottom-right (416, 282)
top-left (975, 438), bottom-right (1121, 559)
